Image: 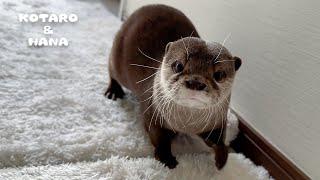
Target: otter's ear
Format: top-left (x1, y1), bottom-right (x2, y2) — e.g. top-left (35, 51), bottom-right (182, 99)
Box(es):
top-left (165, 42), bottom-right (172, 54)
top-left (233, 56), bottom-right (242, 71)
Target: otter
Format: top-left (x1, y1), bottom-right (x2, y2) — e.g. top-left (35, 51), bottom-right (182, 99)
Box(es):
top-left (105, 4), bottom-right (242, 170)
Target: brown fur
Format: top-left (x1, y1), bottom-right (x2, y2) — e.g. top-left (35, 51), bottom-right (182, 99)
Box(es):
top-left (105, 4), bottom-right (241, 170)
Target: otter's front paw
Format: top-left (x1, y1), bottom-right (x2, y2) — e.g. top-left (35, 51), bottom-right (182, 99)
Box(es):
top-left (215, 145), bottom-right (228, 170)
top-left (104, 80), bottom-right (125, 100)
top-left (155, 150), bottom-right (178, 169)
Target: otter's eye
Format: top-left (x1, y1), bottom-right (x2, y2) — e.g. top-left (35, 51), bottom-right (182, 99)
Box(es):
top-left (213, 71), bottom-right (226, 82)
top-left (172, 61), bottom-right (184, 73)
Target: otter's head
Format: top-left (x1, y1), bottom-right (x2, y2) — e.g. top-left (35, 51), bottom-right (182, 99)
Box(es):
top-left (159, 37), bottom-right (241, 109)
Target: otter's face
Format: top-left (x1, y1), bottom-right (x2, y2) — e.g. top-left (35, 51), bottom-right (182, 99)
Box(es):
top-left (160, 37), bottom-right (241, 109)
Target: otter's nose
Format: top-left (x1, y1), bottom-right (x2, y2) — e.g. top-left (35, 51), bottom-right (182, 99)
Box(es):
top-left (185, 80), bottom-right (207, 91)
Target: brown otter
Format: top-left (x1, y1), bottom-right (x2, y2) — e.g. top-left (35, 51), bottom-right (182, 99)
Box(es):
top-left (105, 4), bottom-right (242, 170)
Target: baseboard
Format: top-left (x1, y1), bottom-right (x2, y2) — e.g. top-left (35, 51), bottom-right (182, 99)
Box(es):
top-left (230, 110), bottom-right (310, 180)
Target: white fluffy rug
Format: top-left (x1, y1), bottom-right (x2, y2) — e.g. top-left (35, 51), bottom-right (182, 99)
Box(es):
top-left (0, 0), bottom-right (271, 179)
top-left (0, 154), bottom-right (271, 180)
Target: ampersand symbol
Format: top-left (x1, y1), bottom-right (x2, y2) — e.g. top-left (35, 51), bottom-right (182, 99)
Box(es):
top-left (43, 26), bottom-right (53, 34)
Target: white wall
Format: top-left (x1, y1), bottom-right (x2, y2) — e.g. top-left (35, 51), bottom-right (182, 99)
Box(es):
top-left (122, 0), bottom-right (320, 178)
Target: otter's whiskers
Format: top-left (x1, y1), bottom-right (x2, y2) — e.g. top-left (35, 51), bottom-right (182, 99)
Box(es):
top-left (138, 48), bottom-right (162, 63)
